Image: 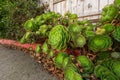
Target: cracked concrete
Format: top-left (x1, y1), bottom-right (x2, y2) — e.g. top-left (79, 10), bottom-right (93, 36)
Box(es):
top-left (0, 45), bottom-right (58, 80)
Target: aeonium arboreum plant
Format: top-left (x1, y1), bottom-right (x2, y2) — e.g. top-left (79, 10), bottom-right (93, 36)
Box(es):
top-left (48, 25), bottom-right (69, 50)
top-left (88, 35), bottom-right (112, 52)
top-left (112, 26), bottom-right (120, 42)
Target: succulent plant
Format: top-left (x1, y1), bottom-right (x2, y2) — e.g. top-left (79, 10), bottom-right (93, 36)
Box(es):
top-left (64, 63), bottom-right (82, 80)
top-left (54, 52), bottom-right (68, 69)
top-left (100, 4), bottom-right (119, 22)
top-left (112, 26), bottom-right (120, 42)
top-left (24, 18), bottom-right (37, 31)
top-left (20, 32), bottom-right (32, 43)
top-left (88, 35), bottom-right (112, 52)
top-left (112, 61), bottom-right (120, 78)
top-left (95, 28), bottom-right (106, 35)
top-left (101, 23), bottom-right (115, 33)
top-left (94, 65), bottom-right (119, 80)
top-left (42, 41), bottom-right (49, 54)
top-left (35, 44), bottom-right (41, 53)
top-left (37, 25), bottom-right (51, 37)
top-left (68, 24), bottom-right (82, 34)
top-left (47, 49), bottom-right (54, 58)
top-left (84, 30), bottom-right (95, 39)
top-left (62, 56), bottom-right (72, 69)
top-left (48, 25), bottom-right (69, 50)
top-left (114, 0), bottom-right (120, 7)
top-left (74, 35), bottom-right (86, 47)
top-left (76, 56), bottom-right (94, 73)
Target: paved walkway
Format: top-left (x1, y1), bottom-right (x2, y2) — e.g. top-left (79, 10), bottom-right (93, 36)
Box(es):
top-left (0, 45), bottom-right (58, 80)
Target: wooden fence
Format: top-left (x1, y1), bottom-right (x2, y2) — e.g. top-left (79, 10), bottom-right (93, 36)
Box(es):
top-left (40, 0), bottom-right (114, 21)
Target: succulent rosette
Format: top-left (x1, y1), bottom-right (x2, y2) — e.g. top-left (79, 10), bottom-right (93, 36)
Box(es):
top-left (76, 56), bottom-right (94, 73)
top-left (88, 35), bottom-right (112, 52)
top-left (24, 18), bottom-right (37, 31)
top-left (64, 63), bottom-right (83, 80)
top-left (94, 65), bottom-right (119, 80)
top-left (101, 23), bottom-right (115, 33)
top-left (112, 26), bottom-right (120, 42)
top-left (54, 52), bottom-right (68, 69)
top-left (48, 25), bottom-right (69, 50)
top-left (100, 4), bottom-right (119, 22)
top-left (74, 35), bottom-right (86, 47)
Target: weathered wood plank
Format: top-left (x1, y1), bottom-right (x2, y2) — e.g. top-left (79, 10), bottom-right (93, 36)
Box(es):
top-left (84, 0), bottom-right (99, 16)
top-left (77, 0), bottom-right (84, 16)
top-left (99, 0), bottom-right (109, 11)
top-left (71, 0), bottom-right (77, 14)
top-left (49, 0), bottom-right (54, 11)
top-left (108, 0), bottom-right (114, 4)
top-left (53, 0), bottom-right (65, 4)
top-left (61, 1), bottom-right (66, 15)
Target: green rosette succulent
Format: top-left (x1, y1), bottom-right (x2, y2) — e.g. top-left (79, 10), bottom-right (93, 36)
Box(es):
top-left (76, 56), bottom-right (94, 73)
top-left (24, 18), bottom-right (37, 31)
top-left (114, 0), bottom-right (120, 7)
top-left (68, 24), bottom-right (82, 34)
top-left (35, 45), bottom-right (41, 53)
top-left (84, 30), bottom-right (95, 38)
top-left (101, 23), bottom-right (115, 33)
top-left (48, 25), bottom-right (69, 50)
top-left (94, 65), bottom-right (119, 80)
top-left (36, 25), bottom-right (51, 37)
top-left (35, 15), bottom-right (44, 26)
top-left (112, 26), bottom-right (120, 42)
top-left (73, 72), bottom-right (83, 80)
top-left (54, 52), bottom-right (68, 69)
top-left (20, 32), bottom-right (32, 43)
top-left (62, 56), bottom-right (72, 69)
top-left (47, 49), bottom-right (54, 58)
top-left (42, 41), bottom-right (49, 54)
top-left (88, 35), bottom-right (112, 52)
top-left (74, 35), bottom-right (86, 47)
top-left (64, 63), bottom-right (82, 80)
top-left (20, 36), bottom-right (25, 44)
top-left (100, 4), bottom-right (119, 22)
top-left (112, 61), bottom-right (120, 78)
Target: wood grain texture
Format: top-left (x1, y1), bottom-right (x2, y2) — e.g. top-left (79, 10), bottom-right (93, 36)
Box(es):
top-left (48, 0), bottom-right (114, 20)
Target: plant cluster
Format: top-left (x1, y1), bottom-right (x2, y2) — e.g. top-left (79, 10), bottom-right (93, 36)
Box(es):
top-left (0, 0), bottom-right (48, 40)
top-left (2, 0), bottom-right (120, 80)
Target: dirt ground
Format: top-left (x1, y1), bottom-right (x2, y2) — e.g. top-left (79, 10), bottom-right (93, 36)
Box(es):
top-left (0, 45), bottom-right (58, 80)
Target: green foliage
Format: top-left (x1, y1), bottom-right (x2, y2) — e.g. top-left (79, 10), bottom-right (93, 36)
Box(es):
top-left (74, 35), bottom-right (86, 47)
top-left (94, 65), bottom-right (119, 80)
top-left (114, 0), bottom-right (120, 7)
top-left (0, 0), bottom-right (47, 40)
top-left (112, 61), bottom-right (120, 78)
top-left (88, 35), bottom-right (112, 52)
top-left (112, 26), bottom-right (120, 42)
top-left (101, 23), bottom-right (115, 33)
top-left (62, 56), bottom-right (72, 69)
top-left (76, 56), bottom-right (94, 73)
top-left (68, 24), bottom-right (82, 34)
top-left (100, 4), bottom-right (119, 23)
top-left (48, 25), bottom-right (69, 50)
top-left (42, 41), bottom-right (49, 54)
top-left (24, 18), bottom-right (37, 31)
top-left (54, 52), bottom-right (68, 69)
top-left (20, 31), bottom-right (33, 43)
top-left (64, 63), bottom-right (83, 80)
top-left (35, 45), bottom-right (41, 53)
